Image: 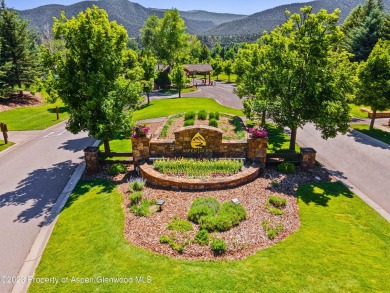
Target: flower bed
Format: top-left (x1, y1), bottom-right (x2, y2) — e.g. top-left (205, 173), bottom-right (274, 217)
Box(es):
top-left (153, 158), bottom-right (244, 179)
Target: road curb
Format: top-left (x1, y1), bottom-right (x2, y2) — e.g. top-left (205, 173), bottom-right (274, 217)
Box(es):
top-left (349, 128), bottom-right (390, 149)
top-left (11, 139), bottom-right (100, 293)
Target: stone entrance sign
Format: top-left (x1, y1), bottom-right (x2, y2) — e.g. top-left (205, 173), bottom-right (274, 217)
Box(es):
top-left (131, 126), bottom-right (268, 167)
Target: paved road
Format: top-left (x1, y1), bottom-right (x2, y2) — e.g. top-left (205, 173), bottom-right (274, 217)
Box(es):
top-left (297, 123), bottom-right (390, 214)
top-left (0, 122), bottom-right (94, 293)
top-left (149, 80), bottom-right (244, 110)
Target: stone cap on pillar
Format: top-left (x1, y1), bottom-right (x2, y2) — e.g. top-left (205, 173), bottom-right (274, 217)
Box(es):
top-left (300, 147), bottom-right (316, 154)
top-left (84, 146), bottom-right (99, 153)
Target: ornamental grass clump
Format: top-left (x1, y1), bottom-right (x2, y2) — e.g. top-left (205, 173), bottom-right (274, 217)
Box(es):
top-left (209, 112), bottom-right (220, 120)
top-left (210, 239), bottom-right (227, 255)
top-left (209, 118), bottom-right (218, 128)
top-left (153, 158), bottom-right (243, 179)
top-left (184, 119), bottom-right (194, 127)
top-left (197, 110), bottom-right (207, 120)
top-left (262, 220), bottom-right (284, 240)
top-left (184, 111), bottom-right (196, 120)
top-left (128, 177), bottom-right (146, 192)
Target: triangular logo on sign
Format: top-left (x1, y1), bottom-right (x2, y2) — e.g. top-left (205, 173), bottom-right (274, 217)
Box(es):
top-left (191, 132), bottom-right (206, 149)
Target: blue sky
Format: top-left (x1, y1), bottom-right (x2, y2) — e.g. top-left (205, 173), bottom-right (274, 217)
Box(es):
top-left (7, 0), bottom-right (313, 15)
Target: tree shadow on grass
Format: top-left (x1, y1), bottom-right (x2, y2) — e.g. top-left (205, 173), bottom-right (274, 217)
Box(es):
top-left (62, 179), bottom-right (115, 212)
top-left (46, 106), bottom-right (69, 114)
top-left (297, 181), bottom-right (354, 207)
top-left (0, 160), bottom-right (77, 226)
top-left (347, 130), bottom-right (390, 150)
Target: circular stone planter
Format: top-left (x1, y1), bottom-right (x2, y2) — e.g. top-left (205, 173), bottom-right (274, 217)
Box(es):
top-left (139, 162), bottom-right (261, 190)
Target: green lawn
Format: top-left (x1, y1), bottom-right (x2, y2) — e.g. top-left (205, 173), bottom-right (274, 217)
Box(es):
top-left (0, 140), bottom-right (14, 152)
top-left (30, 180), bottom-right (390, 292)
top-left (351, 124), bottom-right (390, 145)
top-left (159, 87), bottom-right (196, 95)
top-left (133, 97), bottom-right (243, 121)
top-left (213, 73), bottom-right (237, 83)
top-left (349, 103), bottom-right (371, 119)
top-left (0, 101), bottom-right (69, 131)
top-left (266, 123), bottom-right (300, 153)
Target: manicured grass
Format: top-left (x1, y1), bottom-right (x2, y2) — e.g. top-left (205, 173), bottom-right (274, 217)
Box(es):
top-left (133, 98), bottom-right (243, 121)
top-left (266, 123), bottom-right (300, 153)
top-left (0, 101), bottom-right (69, 131)
top-left (351, 124), bottom-right (390, 145)
top-left (0, 140), bottom-right (14, 152)
top-left (349, 103), bottom-right (371, 119)
top-left (30, 180), bottom-right (390, 292)
top-left (213, 73), bottom-right (237, 83)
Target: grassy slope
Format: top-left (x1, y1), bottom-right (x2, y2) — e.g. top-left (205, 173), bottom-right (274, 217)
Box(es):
top-left (0, 101), bottom-right (69, 131)
top-left (30, 181), bottom-right (390, 292)
top-left (0, 140), bottom-right (14, 152)
top-left (133, 98), bottom-right (243, 121)
top-left (351, 124), bottom-right (390, 145)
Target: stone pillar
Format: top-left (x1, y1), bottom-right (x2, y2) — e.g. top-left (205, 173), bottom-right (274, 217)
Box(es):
top-left (247, 137), bottom-right (268, 166)
top-left (300, 148), bottom-right (317, 170)
top-left (131, 135), bottom-right (151, 167)
top-left (84, 146), bottom-right (100, 174)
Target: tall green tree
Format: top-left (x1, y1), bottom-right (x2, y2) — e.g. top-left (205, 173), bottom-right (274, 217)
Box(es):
top-left (0, 0), bottom-right (39, 95)
top-left (343, 0), bottom-right (389, 62)
top-left (223, 59), bottom-right (233, 83)
top-left (200, 44), bottom-right (210, 62)
top-left (141, 55), bottom-right (157, 104)
top-left (140, 14), bottom-right (160, 56)
top-left (211, 56), bottom-right (223, 80)
top-left (234, 43), bottom-right (269, 124)
top-left (211, 42), bottom-right (222, 58)
top-left (259, 7), bottom-right (355, 150)
top-left (356, 40), bottom-right (390, 130)
top-left (169, 64), bottom-right (189, 98)
top-left (53, 6), bottom-right (142, 153)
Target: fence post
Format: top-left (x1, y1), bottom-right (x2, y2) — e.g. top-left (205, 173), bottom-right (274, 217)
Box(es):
top-left (0, 122), bottom-right (8, 144)
top-left (84, 146), bottom-right (100, 174)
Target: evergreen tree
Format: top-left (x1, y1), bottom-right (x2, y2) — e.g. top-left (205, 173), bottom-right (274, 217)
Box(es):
top-left (343, 0), bottom-right (389, 62)
top-left (0, 0), bottom-right (39, 95)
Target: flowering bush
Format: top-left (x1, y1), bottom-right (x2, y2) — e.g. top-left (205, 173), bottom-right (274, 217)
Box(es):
top-left (248, 125), bottom-right (268, 138)
top-left (132, 124), bottom-right (150, 138)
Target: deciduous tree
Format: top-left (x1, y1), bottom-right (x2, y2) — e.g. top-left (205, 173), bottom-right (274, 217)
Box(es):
top-left (256, 7), bottom-right (355, 150)
top-left (141, 55), bottom-right (157, 104)
top-left (169, 64), bottom-right (189, 98)
top-left (53, 6), bottom-right (142, 153)
top-left (356, 40), bottom-right (390, 130)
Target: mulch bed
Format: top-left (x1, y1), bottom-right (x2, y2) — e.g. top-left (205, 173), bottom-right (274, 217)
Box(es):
top-left (84, 165), bottom-right (335, 261)
top-left (0, 91), bottom-right (43, 112)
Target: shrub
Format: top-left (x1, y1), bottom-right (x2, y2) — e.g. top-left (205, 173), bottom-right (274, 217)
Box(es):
top-left (267, 207), bottom-right (284, 215)
top-left (130, 199), bottom-right (157, 217)
top-left (277, 162), bottom-right (296, 174)
top-left (209, 118), bottom-right (218, 128)
top-left (199, 202), bottom-right (246, 232)
top-left (107, 163), bottom-right (127, 176)
top-left (248, 125), bottom-right (268, 138)
top-left (184, 119), bottom-right (194, 127)
top-left (132, 124), bottom-right (150, 138)
top-left (271, 180), bottom-right (280, 188)
top-left (128, 178), bottom-right (146, 192)
top-left (209, 112), bottom-right (220, 120)
top-left (210, 239), bottom-right (227, 255)
top-left (194, 230), bottom-right (209, 246)
top-left (268, 196), bottom-right (287, 208)
top-left (159, 235), bottom-right (171, 244)
top-left (167, 217), bottom-right (193, 232)
top-left (188, 197), bottom-right (220, 224)
top-left (262, 220), bottom-right (284, 240)
top-left (129, 191), bottom-right (143, 205)
top-left (246, 120), bottom-right (256, 128)
top-left (184, 111), bottom-right (195, 120)
top-left (197, 110), bottom-right (207, 120)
